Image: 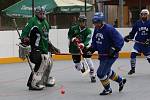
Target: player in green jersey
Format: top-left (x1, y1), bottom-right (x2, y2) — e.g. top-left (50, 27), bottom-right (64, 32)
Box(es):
top-left (21, 6), bottom-right (60, 90)
top-left (68, 15), bottom-right (96, 83)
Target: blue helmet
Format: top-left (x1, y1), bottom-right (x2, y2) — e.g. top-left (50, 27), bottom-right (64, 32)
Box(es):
top-left (92, 12), bottom-right (104, 23)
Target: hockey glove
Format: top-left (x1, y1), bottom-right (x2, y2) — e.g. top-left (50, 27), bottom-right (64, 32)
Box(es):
top-left (108, 47), bottom-right (120, 58)
top-left (124, 35), bottom-right (130, 42)
top-left (86, 46), bottom-right (96, 54)
top-left (78, 43), bottom-right (84, 49)
top-left (124, 32), bottom-right (135, 42)
top-left (21, 37), bottom-right (30, 46)
top-left (72, 37), bottom-right (81, 43)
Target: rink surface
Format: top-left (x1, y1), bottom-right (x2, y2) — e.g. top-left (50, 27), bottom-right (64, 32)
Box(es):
top-left (0, 58), bottom-right (150, 100)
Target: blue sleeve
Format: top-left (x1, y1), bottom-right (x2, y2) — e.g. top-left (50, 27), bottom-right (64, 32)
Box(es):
top-left (129, 22), bottom-right (138, 38)
top-left (91, 29), bottom-right (97, 51)
top-left (109, 27), bottom-right (124, 51)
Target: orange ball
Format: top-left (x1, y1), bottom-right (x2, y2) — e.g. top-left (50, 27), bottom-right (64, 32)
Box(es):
top-left (61, 89), bottom-right (65, 94)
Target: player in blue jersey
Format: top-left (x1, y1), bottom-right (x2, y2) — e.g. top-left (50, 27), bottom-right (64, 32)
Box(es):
top-left (124, 9), bottom-right (150, 75)
top-left (88, 12), bottom-right (126, 95)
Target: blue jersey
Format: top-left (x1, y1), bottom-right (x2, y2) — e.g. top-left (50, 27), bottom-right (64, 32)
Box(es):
top-left (130, 20), bottom-right (150, 42)
top-left (91, 24), bottom-right (124, 58)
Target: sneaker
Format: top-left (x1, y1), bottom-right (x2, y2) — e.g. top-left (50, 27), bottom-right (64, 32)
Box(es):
top-left (99, 88), bottom-right (112, 95)
top-left (119, 78), bottom-right (126, 92)
top-left (128, 69), bottom-right (135, 75)
top-left (29, 85), bottom-right (45, 90)
top-left (90, 76), bottom-right (96, 83)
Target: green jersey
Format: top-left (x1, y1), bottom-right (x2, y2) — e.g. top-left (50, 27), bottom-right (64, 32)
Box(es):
top-left (21, 16), bottom-right (50, 54)
top-left (68, 25), bottom-right (92, 54)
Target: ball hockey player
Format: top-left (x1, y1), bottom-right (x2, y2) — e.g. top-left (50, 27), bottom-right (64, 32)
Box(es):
top-left (124, 9), bottom-right (150, 75)
top-left (68, 15), bottom-right (96, 83)
top-left (21, 6), bottom-right (60, 90)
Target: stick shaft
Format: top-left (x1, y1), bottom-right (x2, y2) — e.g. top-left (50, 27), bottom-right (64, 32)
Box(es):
top-left (13, 19), bottom-right (34, 73)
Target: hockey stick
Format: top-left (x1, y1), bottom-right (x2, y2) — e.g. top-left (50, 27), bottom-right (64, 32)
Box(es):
top-left (76, 43), bottom-right (90, 76)
top-left (13, 19), bottom-right (34, 74)
top-left (12, 19), bottom-right (21, 39)
top-left (127, 39), bottom-right (146, 45)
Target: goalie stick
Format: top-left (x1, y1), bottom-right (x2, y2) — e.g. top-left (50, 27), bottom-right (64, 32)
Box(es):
top-left (13, 19), bottom-right (34, 74)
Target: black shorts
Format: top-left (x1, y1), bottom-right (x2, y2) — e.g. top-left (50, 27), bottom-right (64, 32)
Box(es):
top-left (72, 49), bottom-right (92, 63)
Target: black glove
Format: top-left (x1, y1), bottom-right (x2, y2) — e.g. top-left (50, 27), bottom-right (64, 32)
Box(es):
top-left (124, 35), bottom-right (130, 42)
top-left (144, 39), bottom-right (150, 46)
top-left (21, 37), bottom-right (30, 46)
top-left (86, 46), bottom-right (95, 55)
top-left (108, 47), bottom-right (120, 58)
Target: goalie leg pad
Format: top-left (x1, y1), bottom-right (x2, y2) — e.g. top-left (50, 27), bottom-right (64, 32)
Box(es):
top-left (31, 72), bottom-right (44, 89)
top-left (31, 54), bottom-right (49, 88)
top-left (40, 55), bottom-right (54, 86)
top-left (39, 53), bottom-right (54, 86)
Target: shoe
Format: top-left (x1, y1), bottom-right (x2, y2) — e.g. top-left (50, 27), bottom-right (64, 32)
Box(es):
top-left (90, 76), bottom-right (96, 83)
top-left (99, 88), bottom-right (112, 95)
top-left (119, 78), bottom-right (126, 92)
top-left (29, 85), bottom-right (45, 90)
top-left (46, 77), bottom-right (55, 87)
top-left (128, 69), bottom-right (135, 75)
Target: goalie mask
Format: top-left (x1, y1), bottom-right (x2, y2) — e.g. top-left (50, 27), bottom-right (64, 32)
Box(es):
top-left (35, 6), bottom-right (46, 20)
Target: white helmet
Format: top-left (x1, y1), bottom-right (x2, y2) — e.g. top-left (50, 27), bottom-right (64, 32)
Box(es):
top-left (35, 6), bottom-right (46, 15)
top-left (140, 9), bottom-right (149, 15)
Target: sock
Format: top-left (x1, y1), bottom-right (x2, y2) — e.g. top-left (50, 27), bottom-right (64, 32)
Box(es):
top-left (109, 70), bottom-right (122, 83)
top-left (100, 78), bottom-right (110, 90)
top-left (131, 58), bottom-right (136, 70)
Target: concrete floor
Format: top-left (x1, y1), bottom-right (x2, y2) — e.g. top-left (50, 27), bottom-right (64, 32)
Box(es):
top-left (0, 58), bottom-right (149, 100)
